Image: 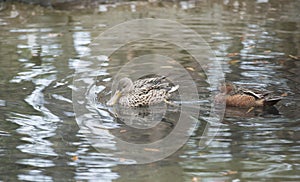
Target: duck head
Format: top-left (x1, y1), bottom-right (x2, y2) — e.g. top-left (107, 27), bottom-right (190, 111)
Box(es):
top-left (106, 77), bottom-right (134, 106)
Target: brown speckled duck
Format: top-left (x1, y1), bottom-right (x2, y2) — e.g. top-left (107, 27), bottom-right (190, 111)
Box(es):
top-left (218, 82), bottom-right (282, 107)
top-left (107, 76), bottom-right (179, 107)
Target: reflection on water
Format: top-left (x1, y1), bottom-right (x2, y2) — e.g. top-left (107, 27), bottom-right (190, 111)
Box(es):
top-left (0, 0), bottom-right (299, 181)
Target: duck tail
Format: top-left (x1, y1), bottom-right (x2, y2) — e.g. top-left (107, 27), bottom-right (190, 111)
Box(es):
top-left (264, 96), bottom-right (282, 106)
top-left (168, 85), bottom-right (179, 93)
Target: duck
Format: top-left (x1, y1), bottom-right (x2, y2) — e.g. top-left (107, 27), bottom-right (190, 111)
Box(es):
top-left (217, 82), bottom-right (282, 107)
top-left (106, 76), bottom-right (179, 107)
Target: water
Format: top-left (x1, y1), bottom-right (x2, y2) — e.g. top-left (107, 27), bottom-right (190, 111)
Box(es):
top-left (0, 1), bottom-right (299, 181)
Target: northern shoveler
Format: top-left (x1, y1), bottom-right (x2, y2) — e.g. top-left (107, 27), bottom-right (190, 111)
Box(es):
top-left (107, 76), bottom-right (179, 107)
top-left (217, 82), bottom-right (282, 107)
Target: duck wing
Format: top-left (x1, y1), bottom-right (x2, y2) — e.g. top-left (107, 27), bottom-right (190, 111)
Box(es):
top-left (133, 76), bottom-right (178, 93)
top-left (133, 76), bottom-right (167, 89)
top-left (238, 87), bottom-right (272, 99)
top-left (238, 88), bottom-right (282, 106)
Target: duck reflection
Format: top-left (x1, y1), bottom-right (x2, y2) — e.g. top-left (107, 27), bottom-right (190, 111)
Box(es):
top-left (224, 105), bottom-right (280, 119)
top-left (109, 103), bottom-right (180, 144)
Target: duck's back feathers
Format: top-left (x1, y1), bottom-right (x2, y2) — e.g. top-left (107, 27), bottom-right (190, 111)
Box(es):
top-left (119, 76), bottom-right (178, 107)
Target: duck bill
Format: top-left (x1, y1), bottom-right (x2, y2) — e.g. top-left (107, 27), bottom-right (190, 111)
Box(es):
top-left (107, 90), bottom-right (121, 106)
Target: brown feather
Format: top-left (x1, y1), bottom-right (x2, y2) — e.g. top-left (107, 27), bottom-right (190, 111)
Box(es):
top-left (217, 82), bottom-right (282, 108)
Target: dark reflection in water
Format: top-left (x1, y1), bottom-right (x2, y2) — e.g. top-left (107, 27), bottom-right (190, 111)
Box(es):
top-left (0, 0), bottom-right (299, 181)
top-left (110, 104), bottom-right (178, 144)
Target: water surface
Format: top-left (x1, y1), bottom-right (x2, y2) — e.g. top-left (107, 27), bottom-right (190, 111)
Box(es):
top-left (0, 1), bottom-right (299, 181)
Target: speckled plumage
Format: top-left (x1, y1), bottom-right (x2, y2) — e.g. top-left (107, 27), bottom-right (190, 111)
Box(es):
top-left (107, 76), bottom-right (179, 107)
top-left (218, 83), bottom-right (282, 107)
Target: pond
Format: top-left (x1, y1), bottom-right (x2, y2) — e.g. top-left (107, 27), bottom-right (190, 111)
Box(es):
top-left (0, 0), bottom-right (299, 181)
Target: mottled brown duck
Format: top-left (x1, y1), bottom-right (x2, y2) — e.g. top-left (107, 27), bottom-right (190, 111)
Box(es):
top-left (107, 76), bottom-right (179, 107)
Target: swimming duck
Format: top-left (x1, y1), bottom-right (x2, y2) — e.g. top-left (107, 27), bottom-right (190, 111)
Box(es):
top-left (218, 82), bottom-right (282, 107)
top-left (107, 76), bottom-right (179, 107)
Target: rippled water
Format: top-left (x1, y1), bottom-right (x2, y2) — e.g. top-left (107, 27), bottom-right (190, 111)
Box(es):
top-left (0, 1), bottom-right (299, 181)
